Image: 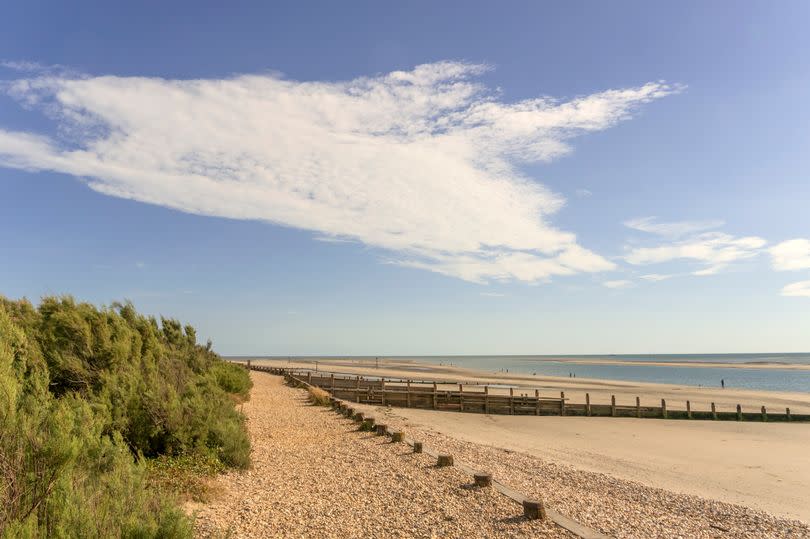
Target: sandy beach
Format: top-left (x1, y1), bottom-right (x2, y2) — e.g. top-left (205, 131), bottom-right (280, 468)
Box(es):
top-left (245, 358), bottom-right (810, 524)
top-left (194, 371), bottom-right (810, 538)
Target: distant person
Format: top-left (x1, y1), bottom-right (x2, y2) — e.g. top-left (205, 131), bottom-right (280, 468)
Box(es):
top-left (721, 379), bottom-right (725, 389)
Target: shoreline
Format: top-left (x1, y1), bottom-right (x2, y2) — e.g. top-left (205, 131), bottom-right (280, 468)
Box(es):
top-left (248, 357), bottom-right (810, 413)
top-left (231, 355), bottom-right (810, 370)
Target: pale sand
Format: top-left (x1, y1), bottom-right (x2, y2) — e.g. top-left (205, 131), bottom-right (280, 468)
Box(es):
top-left (364, 407), bottom-right (810, 523)
top-left (249, 358), bottom-right (810, 524)
top-left (251, 357), bottom-right (810, 413)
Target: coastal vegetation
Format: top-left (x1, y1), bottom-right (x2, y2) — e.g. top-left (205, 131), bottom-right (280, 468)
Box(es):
top-left (0, 295), bottom-right (252, 538)
top-left (307, 385), bottom-right (331, 406)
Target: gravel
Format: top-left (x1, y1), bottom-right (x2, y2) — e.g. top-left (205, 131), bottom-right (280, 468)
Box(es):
top-left (190, 372), bottom-right (572, 538)
top-left (357, 404), bottom-right (810, 539)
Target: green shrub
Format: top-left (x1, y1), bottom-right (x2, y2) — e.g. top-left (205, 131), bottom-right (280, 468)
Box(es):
top-left (0, 295), bottom-right (253, 537)
top-left (210, 361), bottom-right (252, 400)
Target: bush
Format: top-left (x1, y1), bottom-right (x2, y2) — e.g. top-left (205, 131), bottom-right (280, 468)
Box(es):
top-left (0, 295), bottom-right (253, 537)
top-left (307, 386), bottom-right (331, 406)
top-left (210, 361), bottom-right (252, 400)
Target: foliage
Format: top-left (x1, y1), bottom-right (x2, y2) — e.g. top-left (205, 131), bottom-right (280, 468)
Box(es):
top-left (307, 386), bottom-right (331, 406)
top-left (0, 295), bottom-right (253, 537)
top-left (146, 454), bottom-right (226, 503)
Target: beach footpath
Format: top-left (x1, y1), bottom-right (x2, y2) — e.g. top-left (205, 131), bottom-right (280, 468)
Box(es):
top-left (189, 372), bottom-right (571, 538)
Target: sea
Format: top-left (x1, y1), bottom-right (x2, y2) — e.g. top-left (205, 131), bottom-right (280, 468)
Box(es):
top-left (238, 353), bottom-right (810, 393)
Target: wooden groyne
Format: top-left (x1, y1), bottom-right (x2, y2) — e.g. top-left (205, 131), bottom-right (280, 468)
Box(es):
top-left (245, 364), bottom-right (809, 422)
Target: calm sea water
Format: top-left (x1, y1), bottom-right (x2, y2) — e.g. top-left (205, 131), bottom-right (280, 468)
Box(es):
top-left (241, 353), bottom-right (810, 393)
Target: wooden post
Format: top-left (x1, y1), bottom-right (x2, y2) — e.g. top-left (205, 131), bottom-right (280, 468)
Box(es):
top-left (509, 387), bottom-right (514, 415)
top-left (761, 406), bottom-right (767, 422)
top-left (354, 412), bottom-right (364, 422)
top-left (474, 473), bottom-right (492, 487)
top-left (686, 400), bottom-right (692, 419)
top-left (523, 500), bottom-right (546, 521)
top-left (711, 402), bottom-right (717, 420)
top-left (381, 378), bottom-right (386, 406)
top-left (307, 371), bottom-right (312, 384)
top-left (391, 431), bottom-right (403, 442)
top-left (661, 399), bottom-right (667, 419)
top-left (247, 359), bottom-right (251, 369)
top-left (535, 389), bottom-right (540, 416)
top-left (787, 407), bottom-right (791, 421)
top-left (611, 395), bottom-right (616, 417)
top-left (485, 386), bottom-right (490, 414)
top-left (406, 380), bottom-right (411, 408)
top-left (437, 454), bottom-right (454, 467)
top-left (413, 441), bottom-right (423, 453)
top-left (330, 374), bottom-right (335, 393)
top-left (355, 376), bottom-right (360, 403)
top-left (736, 404), bottom-right (742, 421)
top-left (586, 393), bottom-right (591, 416)
top-left (433, 382), bottom-right (437, 410)
top-left (560, 391), bottom-right (566, 416)
top-left (459, 383), bottom-right (464, 412)
top-left (635, 396), bottom-right (641, 418)
top-left (376, 424), bottom-right (388, 435)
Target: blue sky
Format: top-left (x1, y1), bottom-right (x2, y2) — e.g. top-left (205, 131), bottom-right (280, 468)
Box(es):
top-left (1, 1), bottom-right (809, 355)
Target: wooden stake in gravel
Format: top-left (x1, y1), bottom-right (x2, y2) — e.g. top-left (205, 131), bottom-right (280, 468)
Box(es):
top-left (390, 431), bottom-right (403, 442)
top-left (376, 424), bottom-right (388, 435)
top-left (354, 412), bottom-right (364, 422)
top-left (413, 441), bottom-right (423, 453)
top-left (474, 473), bottom-right (492, 487)
top-left (361, 417), bottom-right (375, 431)
top-left (523, 500), bottom-right (546, 520)
top-left (437, 454), bottom-right (454, 467)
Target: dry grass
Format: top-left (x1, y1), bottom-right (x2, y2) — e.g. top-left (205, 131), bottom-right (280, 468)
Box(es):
top-left (306, 385), bottom-right (331, 406)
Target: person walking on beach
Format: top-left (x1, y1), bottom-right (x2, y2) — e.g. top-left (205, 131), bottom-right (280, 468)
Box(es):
top-left (721, 379), bottom-right (725, 389)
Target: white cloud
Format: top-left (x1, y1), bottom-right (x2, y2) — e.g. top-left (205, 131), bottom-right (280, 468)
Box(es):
top-left (603, 279), bottom-right (632, 289)
top-left (575, 188), bottom-right (592, 197)
top-left (479, 292), bottom-right (506, 297)
top-left (781, 280), bottom-right (810, 297)
top-left (625, 232), bottom-right (766, 275)
top-left (769, 239), bottom-right (810, 271)
top-left (624, 216), bottom-right (724, 238)
top-left (0, 62), bottom-right (677, 283)
top-left (640, 273), bottom-right (673, 282)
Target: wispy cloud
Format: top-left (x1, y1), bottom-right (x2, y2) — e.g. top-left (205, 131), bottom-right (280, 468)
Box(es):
top-left (781, 280), bottom-right (810, 298)
top-left (640, 273), bottom-right (673, 282)
top-left (769, 239), bottom-right (810, 271)
top-left (603, 279), bottom-right (632, 289)
top-left (0, 62), bottom-right (677, 283)
top-left (624, 216), bottom-right (724, 238)
top-left (575, 188), bottom-right (592, 197)
top-left (479, 291), bottom-right (506, 297)
top-left (624, 232), bottom-right (766, 276)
